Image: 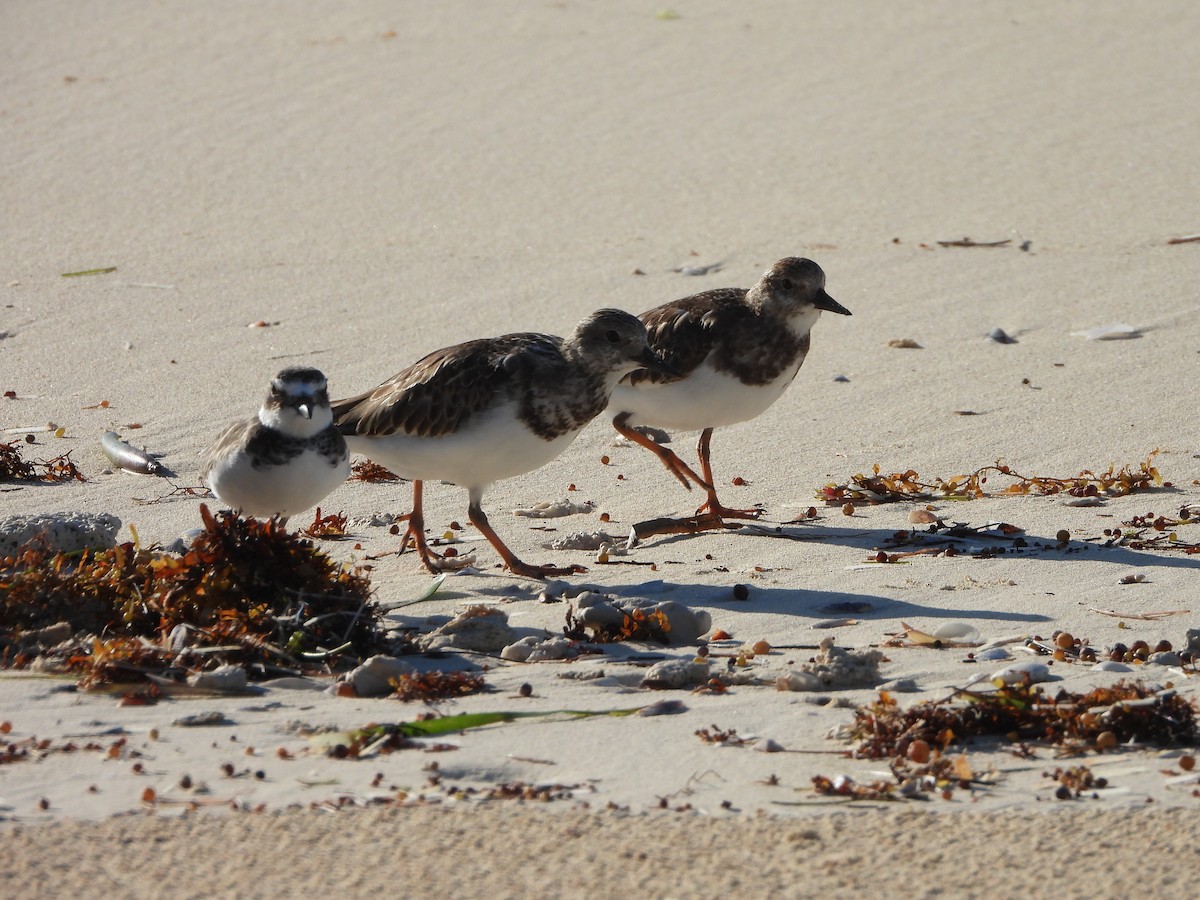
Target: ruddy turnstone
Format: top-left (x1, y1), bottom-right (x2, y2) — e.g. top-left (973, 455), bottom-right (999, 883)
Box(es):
top-left (608, 257), bottom-right (851, 536)
top-left (331, 309), bottom-right (673, 579)
top-left (201, 367), bottom-right (350, 522)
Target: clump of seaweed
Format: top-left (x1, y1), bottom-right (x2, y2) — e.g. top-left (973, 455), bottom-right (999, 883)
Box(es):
top-left (300, 508), bottom-right (349, 539)
top-left (0, 440), bottom-right (86, 483)
top-left (819, 454), bottom-right (1162, 504)
top-left (847, 680), bottom-right (1196, 760)
top-left (349, 459), bottom-right (401, 483)
top-left (389, 670), bottom-right (486, 702)
top-left (1, 505), bottom-right (380, 682)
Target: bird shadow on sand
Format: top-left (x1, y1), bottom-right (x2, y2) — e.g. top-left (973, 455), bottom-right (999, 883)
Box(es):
top-left (635, 518), bottom-right (1200, 574)
top-left (596, 580), bottom-right (1053, 627)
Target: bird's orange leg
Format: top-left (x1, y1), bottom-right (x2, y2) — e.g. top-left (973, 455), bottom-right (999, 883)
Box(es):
top-left (695, 428), bottom-right (763, 520)
top-left (612, 412), bottom-right (706, 490)
top-left (394, 480), bottom-right (448, 573)
top-left (468, 502), bottom-right (586, 580)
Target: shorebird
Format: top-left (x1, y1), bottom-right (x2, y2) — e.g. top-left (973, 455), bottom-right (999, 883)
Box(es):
top-left (332, 309), bottom-right (673, 578)
top-left (201, 367), bottom-right (350, 523)
top-left (608, 257), bottom-right (851, 537)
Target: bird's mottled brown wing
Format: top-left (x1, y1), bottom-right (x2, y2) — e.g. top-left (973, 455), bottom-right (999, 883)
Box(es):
top-left (199, 416), bottom-right (258, 480)
top-left (625, 288), bottom-right (750, 387)
top-left (331, 333), bottom-right (561, 438)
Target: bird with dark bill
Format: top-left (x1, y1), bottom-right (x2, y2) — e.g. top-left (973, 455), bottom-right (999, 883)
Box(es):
top-left (333, 308), bottom-right (674, 579)
top-left (608, 257), bottom-right (851, 538)
top-left (201, 367), bottom-right (350, 524)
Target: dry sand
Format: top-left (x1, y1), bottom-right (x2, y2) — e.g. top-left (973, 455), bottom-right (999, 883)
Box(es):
top-left (4, 1), bottom-right (1200, 895)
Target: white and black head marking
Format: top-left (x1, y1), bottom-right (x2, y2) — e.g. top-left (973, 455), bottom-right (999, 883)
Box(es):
top-left (268, 366), bottom-right (331, 420)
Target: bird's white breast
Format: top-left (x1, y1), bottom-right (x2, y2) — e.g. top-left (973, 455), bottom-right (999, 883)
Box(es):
top-left (207, 445), bottom-right (349, 519)
top-left (609, 358), bottom-right (801, 431)
top-left (344, 400), bottom-right (579, 492)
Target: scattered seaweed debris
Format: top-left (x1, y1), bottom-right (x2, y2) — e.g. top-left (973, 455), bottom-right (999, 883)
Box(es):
top-left (1, 505), bottom-right (380, 683)
top-left (349, 459), bottom-right (401, 483)
top-left (389, 670), bottom-right (486, 703)
top-left (695, 724), bottom-right (751, 746)
top-left (1100, 510), bottom-right (1200, 554)
top-left (1046, 765), bottom-right (1108, 800)
top-left (811, 752), bottom-right (986, 803)
top-left (300, 508), bottom-right (349, 539)
top-left (819, 454), bottom-right (1162, 504)
top-left (0, 440), bottom-right (86, 483)
top-left (846, 680), bottom-right (1197, 760)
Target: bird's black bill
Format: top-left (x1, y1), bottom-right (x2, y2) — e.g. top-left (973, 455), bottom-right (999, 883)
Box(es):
top-left (816, 291), bottom-right (852, 316)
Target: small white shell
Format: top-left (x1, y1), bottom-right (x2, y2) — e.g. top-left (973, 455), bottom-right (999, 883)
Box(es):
top-left (932, 621), bottom-right (981, 642)
top-left (1071, 323), bottom-right (1141, 341)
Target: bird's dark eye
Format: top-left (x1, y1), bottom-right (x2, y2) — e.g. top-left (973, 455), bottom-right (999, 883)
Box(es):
top-left (605, 329), bottom-right (621, 343)
top-left (778, 277), bottom-right (794, 291)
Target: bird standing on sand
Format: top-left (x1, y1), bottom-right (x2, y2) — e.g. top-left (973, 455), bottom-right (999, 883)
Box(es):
top-left (201, 367), bottom-right (350, 523)
top-left (332, 309), bottom-right (674, 579)
top-left (607, 257), bottom-right (851, 537)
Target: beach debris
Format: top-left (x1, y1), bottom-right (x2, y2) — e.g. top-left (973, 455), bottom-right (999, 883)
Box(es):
top-left (418, 606), bottom-right (518, 653)
top-left (348, 459), bottom-right (400, 482)
top-left (1093, 660), bottom-right (1133, 673)
top-left (299, 507), bottom-right (349, 539)
top-left (338, 655), bottom-right (417, 697)
top-left (641, 658), bottom-right (711, 689)
top-left (844, 679), bottom-right (1197, 760)
top-left (1072, 323), bottom-right (1142, 341)
top-left (543, 530), bottom-right (623, 551)
top-left (819, 454), bottom-right (1162, 504)
top-left (886, 338), bottom-right (922, 349)
top-left (811, 750), bottom-right (987, 803)
top-left (1088, 607), bottom-right (1190, 621)
top-left (61, 266), bottom-right (117, 277)
top-left (187, 664), bottom-right (249, 693)
top-left (0, 512), bottom-right (120, 557)
top-left (637, 698), bottom-right (687, 717)
top-left (1167, 233), bottom-right (1200, 245)
top-left (564, 593), bottom-right (712, 645)
top-left (695, 724), bottom-right (751, 746)
top-left (173, 711), bottom-right (231, 727)
top-left (986, 661), bottom-right (1054, 685)
top-left (937, 237), bottom-right (1011, 248)
top-left (514, 498), bottom-right (596, 518)
top-left (100, 431), bottom-right (166, 476)
top-left (0, 441), bottom-right (85, 483)
top-left (1046, 765), bottom-right (1109, 800)
top-left (883, 621), bottom-right (981, 650)
top-left (776, 637), bottom-right (886, 692)
top-left (389, 669), bottom-right (485, 702)
top-left (986, 327), bottom-right (1018, 344)
top-left (672, 260), bottom-right (721, 275)
top-left (1097, 509), bottom-right (1200, 554)
top-left (500, 635), bottom-right (579, 662)
top-left (1, 506), bottom-right (378, 683)
top-left (312, 706), bottom-right (648, 757)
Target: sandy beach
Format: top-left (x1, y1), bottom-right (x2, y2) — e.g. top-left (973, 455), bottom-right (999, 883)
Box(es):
top-left (4, 1), bottom-right (1200, 895)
